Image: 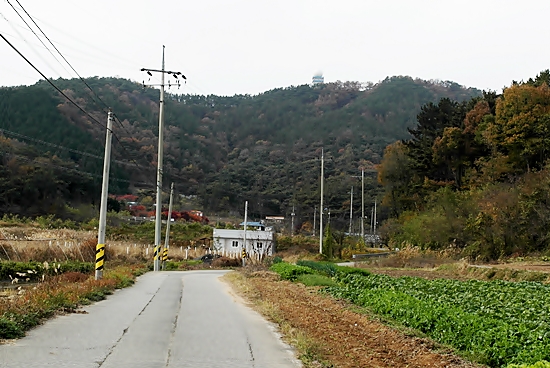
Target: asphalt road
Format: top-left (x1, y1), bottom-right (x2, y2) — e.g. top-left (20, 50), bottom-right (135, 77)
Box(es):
top-left (0, 270), bottom-right (301, 368)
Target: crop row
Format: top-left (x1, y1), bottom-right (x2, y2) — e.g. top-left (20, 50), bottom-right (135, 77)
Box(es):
top-left (269, 261), bottom-right (550, 368)
top-left (325, 272), bottom-right (550, 367)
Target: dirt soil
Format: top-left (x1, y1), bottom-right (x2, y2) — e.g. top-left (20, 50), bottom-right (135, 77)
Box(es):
top-left (240, 272), bottom-right (481, 368)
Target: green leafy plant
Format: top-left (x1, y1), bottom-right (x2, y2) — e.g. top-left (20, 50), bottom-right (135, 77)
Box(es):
top-left (269, 262), bottom-right (314, 281)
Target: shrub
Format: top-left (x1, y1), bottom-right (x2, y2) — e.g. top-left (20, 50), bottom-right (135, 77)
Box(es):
top-left (212, 256), bottom-right (241, 268)
top-left (0, 317), bottom-right (24, 339)
top-left (269, 262), bottom-right (314, 281)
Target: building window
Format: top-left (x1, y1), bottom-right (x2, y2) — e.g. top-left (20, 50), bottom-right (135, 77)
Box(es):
top-left (232, 241), bottom-right (239, 248)
top-left (256, 242), bottom-right (263, 249)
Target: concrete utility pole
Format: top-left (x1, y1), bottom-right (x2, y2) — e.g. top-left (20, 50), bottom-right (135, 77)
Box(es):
top-left (371, 207), bottom-right (374, 233)
top-left (161, 183), bottom-right (174, 270)
top-left (141, 46), bottom-right (185, 272)
top-left (313, 206), bottom-right (316, 237)
top-left (374, 199), bottom-right (377, 235)
top-left (291, 205), bottom-right (295, 236)
top-left (319, 149), bottom-right (324, 254)
top-left (349, 186), bottom-right (353, 235)
top-left (242, 201), bottom-right (248, 267)
top-left (95, 110), bottom-right (114, 280)
top-left (361, 169), bottom-right (365, 242)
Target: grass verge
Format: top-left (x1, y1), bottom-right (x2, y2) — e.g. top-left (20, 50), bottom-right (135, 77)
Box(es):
top-left (223, 271), bottom-right (331, 368)
top-left (0, 264), bottom-right (148, 340)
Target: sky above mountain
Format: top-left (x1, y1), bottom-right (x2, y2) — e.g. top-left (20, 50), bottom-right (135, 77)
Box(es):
top-left (1, 0), bottom-right (548, 96)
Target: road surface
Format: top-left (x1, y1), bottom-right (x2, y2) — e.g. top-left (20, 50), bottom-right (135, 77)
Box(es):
top-left (0, 270), bottom-right (301, 368)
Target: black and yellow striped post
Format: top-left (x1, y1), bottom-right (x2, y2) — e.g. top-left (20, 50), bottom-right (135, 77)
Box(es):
top-left (95, 243), bottom-right (105, 279)
top-left (161, 247), bottom-right (168, 269)
top-left (95, 111), bottom-right (114, 280)
top-left (153, 245), bottom-right (160, 266)
top-left (241, 248), bottom-right (247, 267)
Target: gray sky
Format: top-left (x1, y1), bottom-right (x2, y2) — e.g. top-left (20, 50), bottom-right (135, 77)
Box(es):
top-left (1, 0), bottom-right (549, 96)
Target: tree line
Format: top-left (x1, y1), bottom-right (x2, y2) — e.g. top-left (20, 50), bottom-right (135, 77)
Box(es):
top-left (378, 70), bottom-right (550, 260)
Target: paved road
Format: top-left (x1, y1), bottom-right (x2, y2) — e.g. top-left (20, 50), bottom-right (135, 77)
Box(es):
top-left (0, 270), bottom-right (301, 368)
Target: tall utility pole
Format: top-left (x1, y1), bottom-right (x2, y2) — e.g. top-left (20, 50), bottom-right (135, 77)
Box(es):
top-left (313, 206), bottom-right (316, 237)
top-left (164, 183), bottom-right (174, 244)
top-left (371, 207), bottom-right (374, 233)
top-left (141, 46), bottom-right (185, 272)
top-left (161, 183), bottom-right (174, 270)
top-left (319, 149), bottom-right (324, 254)
top-left (349, 186), bottom-right (353, 235)
top-left (242, 201), bottom-right (248, 267)
top-left (374, 199), bottom-right (377, 235)
top-left (361, 169), bottom-right (365, 242)
top-left (291, 205), bottom-right (295, 236)
top-left (95, 111), bottom-right (114, 280)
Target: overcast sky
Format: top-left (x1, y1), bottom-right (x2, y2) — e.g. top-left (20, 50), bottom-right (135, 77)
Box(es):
top-left (1, 0), bottom-right (549, 96)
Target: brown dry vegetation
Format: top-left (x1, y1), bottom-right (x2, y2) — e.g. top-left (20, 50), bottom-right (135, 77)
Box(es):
top-left (225, 271), bottom-right (482, 368)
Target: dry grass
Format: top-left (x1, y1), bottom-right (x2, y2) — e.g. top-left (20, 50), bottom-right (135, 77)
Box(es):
top-left (0, 263), bottom-right (147, 341)
top-left (0, 226), bottom-right (217, 265)
top-left (223, 271), bottom-right (327, 367)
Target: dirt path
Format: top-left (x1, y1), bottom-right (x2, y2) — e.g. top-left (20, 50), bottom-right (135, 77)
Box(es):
top-left (231, 272), bottom-right (481, 368)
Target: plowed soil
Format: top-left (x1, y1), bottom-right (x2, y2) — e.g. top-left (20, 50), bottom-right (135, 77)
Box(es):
top-left (234, 272), bottom-right (481, 368)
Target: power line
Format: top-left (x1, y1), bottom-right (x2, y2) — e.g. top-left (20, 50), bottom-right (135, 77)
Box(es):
top-left (0, 32), bottom-right (107, 131)
top-left (8, 0), bottom-right (109, 114)
top-left (5, 0), bottom-right (72, 78)
top-left (1, 31), bottom-right (188, 191)
top-left (0, 32), bottom-right (158, 188)
top-left (0, 127), bottom-right (152, 169)
top-left (7, 4), bottom-right (164, 182)
top-left (0, 149), bottom-right (152, 187)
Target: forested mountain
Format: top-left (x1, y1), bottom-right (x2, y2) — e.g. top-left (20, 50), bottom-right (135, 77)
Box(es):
top-left (0, 75), bottom-right (480, 228)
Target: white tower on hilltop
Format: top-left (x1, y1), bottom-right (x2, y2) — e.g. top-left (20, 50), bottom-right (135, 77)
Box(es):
top-left (312, 72), bottom-right (324, 85)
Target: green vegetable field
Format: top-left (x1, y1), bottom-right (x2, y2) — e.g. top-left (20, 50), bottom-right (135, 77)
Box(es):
top-left (270, 262), bottom-right (550, 368)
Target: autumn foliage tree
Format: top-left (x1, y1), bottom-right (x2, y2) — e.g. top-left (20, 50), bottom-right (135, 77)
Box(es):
top-left (379, 70), bottom-right (550, 259)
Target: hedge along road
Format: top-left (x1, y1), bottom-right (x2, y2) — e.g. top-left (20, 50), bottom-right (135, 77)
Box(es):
top-left (0, 270), bottom-right (301, 368)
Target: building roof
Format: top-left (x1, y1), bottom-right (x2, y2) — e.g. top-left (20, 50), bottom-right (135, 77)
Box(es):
top-left (239, 221), bottom-right (264, 227)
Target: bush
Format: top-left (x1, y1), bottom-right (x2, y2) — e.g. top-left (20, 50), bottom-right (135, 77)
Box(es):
top-left (0, 317), bottom-right (24, 339)
top-left (269, 262), bottom-right (314, 281)
top-left (211, 256), bottom-right (241, 268)
top-left (297, 260), bottom-right (338, 277)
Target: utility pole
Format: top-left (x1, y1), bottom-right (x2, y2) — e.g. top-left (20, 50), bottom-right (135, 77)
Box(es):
top-left (374, 199), bottom-right (377, 235)
top-left (242, 201), bottom-right (248, 267)
top-left (141, 46), bottom-right (185, 272)
top-left (319, 149), bottom-right (324, 254)
top-left (371, 207), bottom-right (374, 233)
top-left (291, 205), bottom-right (295, 236)
top-left (361, 169), bottom-right (365, 242)
top-left (349, 186), bottom-right (353, 235)
top-left (313, 206), bottom-right (316, 237)
top-left (162, 183), bottom-right (174, 270)
top-left (95, 110), bottom-right (114, 280)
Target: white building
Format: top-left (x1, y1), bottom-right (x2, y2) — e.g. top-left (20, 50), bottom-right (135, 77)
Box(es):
top-left (213, 228), bottom-right (274, 258)
top-left (312, 73), bottom-right (324, 85)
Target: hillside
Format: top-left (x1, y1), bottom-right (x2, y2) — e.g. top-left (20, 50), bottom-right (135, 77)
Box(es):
top-left (0, 76), bottom-right (481, 227)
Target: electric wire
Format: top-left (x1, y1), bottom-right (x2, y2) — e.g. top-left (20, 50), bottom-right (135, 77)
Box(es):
top-left (1, 32), bottom-right (158, 188)
top-left (0, 128), bottom-right (152, 169)
top-left (4, 4), bottom-right (155, 180)
top-left (0, 32), bottom-right (107, 131)
top-left (5, 0), bottom-right (72, 78)
top-left (0, 149), bottom-right (152, 187)
top-left (0, 11), bottom-right (64, 79)
top-left (1, 23), bottom-right (197, 191)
